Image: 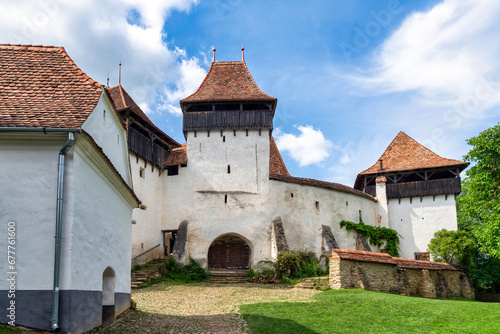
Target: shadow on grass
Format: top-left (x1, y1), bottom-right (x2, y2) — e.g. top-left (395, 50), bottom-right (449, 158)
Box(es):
top-left (242, 314), bottom-right (319, 334)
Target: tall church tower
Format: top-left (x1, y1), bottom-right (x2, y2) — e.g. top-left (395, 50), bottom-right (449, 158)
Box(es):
top-left (180, 53), bottom-right (277, 193)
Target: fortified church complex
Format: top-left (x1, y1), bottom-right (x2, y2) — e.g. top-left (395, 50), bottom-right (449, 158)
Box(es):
top-left (0, 44), bottom-right (469, 333)
top-left (125, 50), bottom-right (469, 269)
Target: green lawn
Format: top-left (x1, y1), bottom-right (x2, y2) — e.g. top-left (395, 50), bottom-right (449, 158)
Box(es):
top-left (240, 289), bottom-right (500, 334)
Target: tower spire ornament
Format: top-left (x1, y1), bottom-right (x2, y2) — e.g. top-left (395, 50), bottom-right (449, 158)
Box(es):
top-left (118, 60), bottom-right (122, 86)
top-left (241, 45), bottom-right (245, 62)
top-left (212, 46), bottom-right (216, 63)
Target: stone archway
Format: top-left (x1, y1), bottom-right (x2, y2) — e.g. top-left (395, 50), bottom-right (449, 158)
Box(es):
top-left (207, 234), bottom-right (250, 269)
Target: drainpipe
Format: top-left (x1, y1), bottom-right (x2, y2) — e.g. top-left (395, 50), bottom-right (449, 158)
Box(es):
top-left (50, 132), bottom-right (75, 332)
top-left (0, 128), bottom-right (80, 331)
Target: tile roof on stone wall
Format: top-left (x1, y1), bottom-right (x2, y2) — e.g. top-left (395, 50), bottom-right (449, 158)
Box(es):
top-left (164, 144), bottom-right (187, 167)
top-left (359, 131), bottom-right (468, 175)
top-left (107, 85), bottom-right (180, 147)
top-left (270, 135), bottom-right (290, 176)
top-left (270, 175), bottom-right (377, 202)
top-left (180, 61), bottom-right (277, 104)
top-left (332, 249), bottom-right (461, 271)
top-left (0, 44), bottom-right (103, 128)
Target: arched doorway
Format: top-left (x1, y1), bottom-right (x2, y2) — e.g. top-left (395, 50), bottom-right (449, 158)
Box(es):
top-left (102, 267), bottom-right (115, 327)
top-left (208, 234), bottom-right (250, 269)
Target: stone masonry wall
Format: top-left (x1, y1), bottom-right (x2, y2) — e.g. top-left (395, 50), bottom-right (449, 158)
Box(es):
top-left (329, 250), bottom-right (474, 299)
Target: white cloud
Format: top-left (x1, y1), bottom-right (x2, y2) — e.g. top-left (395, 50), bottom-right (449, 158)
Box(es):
top-left (0, 0), bottom-right (206, 115)
top-left (354, 0), bottom-right (500, 112)
top-left (275, 125), bottom-right (333, 167)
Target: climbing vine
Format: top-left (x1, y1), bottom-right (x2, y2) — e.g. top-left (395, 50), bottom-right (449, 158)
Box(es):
top-left (340, 219), bottom-right (401, 257)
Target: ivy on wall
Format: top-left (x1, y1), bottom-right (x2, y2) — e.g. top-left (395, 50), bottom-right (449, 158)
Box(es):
top-left (340, 219), bottom-right (401, 257)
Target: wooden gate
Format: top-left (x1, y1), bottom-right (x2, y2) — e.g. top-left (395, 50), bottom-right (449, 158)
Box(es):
top-left (208, 235), bottom-right (250, 269)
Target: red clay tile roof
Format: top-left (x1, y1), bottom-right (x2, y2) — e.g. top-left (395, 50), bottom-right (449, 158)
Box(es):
top-left (107, 85), bottom-right (180, 148)
top-left (270, 174), bottom-right (377, 202)
top-left (354, 131), bottom-right (468, 189)
top-left (0, 44), bottom-right (103, 128)
top-left (332, 249), bottom-right (461, 271)
top-left (360, 131), bottom-right (468, 175)
top-left (332, 249), bottom-right (396, 265)
top-left (164, 144), bottom-right (187, 167)
top-left (270, 135), bottom-right (290, 176)
top-left (393, 257), bottom-right (460, 271)
top-left (180, 61), bottom-right (277, 104)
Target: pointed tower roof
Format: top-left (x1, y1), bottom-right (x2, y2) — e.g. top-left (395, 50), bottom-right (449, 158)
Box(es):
top-left (180, 61), bottom-right (276, 104)
top-left (359, 131), bottom-right (467, 175)
top-left (354, 132), bottom-right (468, 189)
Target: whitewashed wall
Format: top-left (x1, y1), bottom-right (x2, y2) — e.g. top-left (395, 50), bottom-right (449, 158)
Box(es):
top-left (67, 136), bottom-right (135, 294)
top-left (388, 195), bottom-right (458, 259)
top-left (130, 154), bottom-right (165, 265)
top-left (0, 131), bottom-right (135, 295)
top-left (0, 134), bottom-right (67, 290)
top-left (161, 129), bottom-right (380, 269)
top-left (82, 92), bottom-right (131, 186)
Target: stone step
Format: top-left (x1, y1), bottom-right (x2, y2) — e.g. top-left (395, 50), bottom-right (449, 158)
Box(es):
top-left (295, 277), bottom-right (329, 289)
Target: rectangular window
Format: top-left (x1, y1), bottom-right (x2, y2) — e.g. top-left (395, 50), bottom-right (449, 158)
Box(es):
top-left (315, 201), bottom-right (320, 215)
top-left (415, 252), bottom-right (430, 261)
top-left (167, 165), bottom-right (179, 176)
top-left (139, 167), bottom-right (145, 178)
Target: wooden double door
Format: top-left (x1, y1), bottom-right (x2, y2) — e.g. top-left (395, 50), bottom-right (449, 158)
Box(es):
top-left (208, 235), bottom-right (250, 269)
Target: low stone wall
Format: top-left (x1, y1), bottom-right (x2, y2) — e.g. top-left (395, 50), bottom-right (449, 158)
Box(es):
top-left (329, 249), bottom-right (474, 299)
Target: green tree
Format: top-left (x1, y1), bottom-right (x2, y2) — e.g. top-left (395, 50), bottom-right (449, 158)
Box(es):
top-left (427, 229), bottom-right (475, 265)
top-left (457, 123), bottom-right (500, 259)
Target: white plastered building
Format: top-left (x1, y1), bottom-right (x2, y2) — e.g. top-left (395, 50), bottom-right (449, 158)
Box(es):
top-left (0, 44), bottom-right (139, 333)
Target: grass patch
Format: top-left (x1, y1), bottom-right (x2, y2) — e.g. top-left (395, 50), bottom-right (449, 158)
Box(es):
top-left (240, 289), bottom-right (500, 334)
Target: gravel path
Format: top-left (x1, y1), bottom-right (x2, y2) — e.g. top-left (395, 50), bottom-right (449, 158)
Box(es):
top-left (94, 282), bottom-right (320, 334)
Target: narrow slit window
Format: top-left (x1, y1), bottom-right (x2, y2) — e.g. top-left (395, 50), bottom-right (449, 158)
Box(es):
top-left (291, 193), bottom-right (294, 198)
top-left (227, 165), bottom-right (231, 174)
top-left (224, 194), bottom-right (228, 204)
top-left (139, 168), bottom-right (144, 178)
top-left (315, 201), bottom-right (320, 215)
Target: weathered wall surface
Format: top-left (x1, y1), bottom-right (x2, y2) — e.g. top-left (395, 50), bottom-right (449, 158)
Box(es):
top-left (130, 153), bottom-right (165, 265)
top-left (161, 130), bottom-right (380, 269)
top-left (388, 194), bottom-right (458, 259)
top-left (329, 250), bottom-right (474, 299)
top-left (268, 180), bottom-right (378, 256)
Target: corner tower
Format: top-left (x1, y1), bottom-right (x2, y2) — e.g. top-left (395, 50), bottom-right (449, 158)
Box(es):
top-left (180, 56), bottom-right (277, 193)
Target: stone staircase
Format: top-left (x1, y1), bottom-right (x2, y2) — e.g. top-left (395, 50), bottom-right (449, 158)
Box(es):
top-left (294, 276), bottom-right (330, 289)
top-left (207, 270), bottom-right (249, 284)
top-left (131, 259), bottom-right (164, 288)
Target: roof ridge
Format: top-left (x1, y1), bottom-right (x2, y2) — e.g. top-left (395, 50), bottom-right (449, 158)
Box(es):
top-left (117, 85), bottom-right (129, 109)
top-left (0, 43), bottom-right (60, 51)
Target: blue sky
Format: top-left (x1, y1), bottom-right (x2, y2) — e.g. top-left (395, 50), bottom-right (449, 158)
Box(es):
top-left (2, 0), bottom-right (500, 186)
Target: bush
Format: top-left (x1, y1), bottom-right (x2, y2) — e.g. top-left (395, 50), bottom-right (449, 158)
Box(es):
top-left (158, 257), bottom-right (208, 282)
top-left (274, 250), bottom-right (327, 279)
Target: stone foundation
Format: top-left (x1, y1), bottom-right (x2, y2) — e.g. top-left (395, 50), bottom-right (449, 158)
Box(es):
top-left (329, 250), bottom-right (474, 299)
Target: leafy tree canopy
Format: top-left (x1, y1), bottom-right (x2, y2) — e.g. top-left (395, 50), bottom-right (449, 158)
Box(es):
top-left (457, 123), bottom-right (500, 259)
top-left (427, 229), bottom-right (475, 264)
